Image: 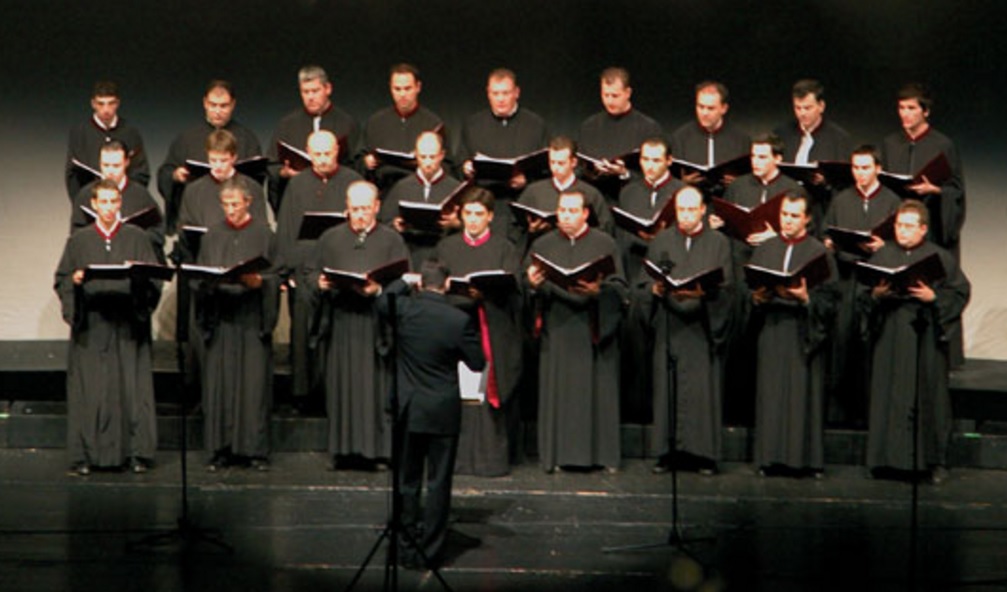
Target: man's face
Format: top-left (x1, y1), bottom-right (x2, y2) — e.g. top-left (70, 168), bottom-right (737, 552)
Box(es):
top-left (779, 198), bottom-right (810, 238)
top-left (793, 93), bottom-right (825, 131)
top-left (556, 194), bottom-right (589, 236)
top-left (462, 202), bottom-right (493, 237)
top-left (99, 150), bottom-right (129, 185)
top-left (851, 153), bottom-right (881, 191)
top-left (639, 143), bottom-right (670, 183)
top-left (415, 136), bottom-right (444, 178)
top-left (750, 143), bottom-right (780, 180)
top-left (347, 192), bottom-right (378, 232)
top-left (91, 94), bottom-right (120, 126)
top-left (91, 187), bottom-right (122, 226)
top-left (390, 73), bottom-right (421, 114)
top-left (300, 77), bottom-right (333, 115)
top-left (207, 150), bottom-right (237, 180)
top-left (308, 135), bottom-right (339, 176)
top-left (548, 148), bottom-right (576, 182)
top-left (898, 98), bottom-right (928, 133)
top-left (601, 80), bottom-right (632, 116)
top-left (220, 189), bottom-right (251, 226)
top-left (895, 210), bottom-right (927, 249)
top-left (203, 88), bottom-right (235, 128)
top-left (695, 90), bottom-right (728, 131)
top-left (487, 76), bottom-right (519, 117)
top-left (675, 191), bottom-right (706, 234)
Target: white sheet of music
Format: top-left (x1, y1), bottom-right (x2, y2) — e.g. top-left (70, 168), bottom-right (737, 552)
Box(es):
top-left (458, 361), bottom-right (487, 402)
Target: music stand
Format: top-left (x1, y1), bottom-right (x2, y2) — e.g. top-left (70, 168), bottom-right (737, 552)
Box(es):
top-left (345, 292), bottom-right (452, 592)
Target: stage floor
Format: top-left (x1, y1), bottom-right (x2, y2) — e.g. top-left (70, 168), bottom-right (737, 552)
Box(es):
top-left (1, 450), bottom-right (1007, 591)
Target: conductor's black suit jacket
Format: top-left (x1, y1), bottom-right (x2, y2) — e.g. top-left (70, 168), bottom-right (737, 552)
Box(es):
top-left (381, 280), bottom-right (486, 436)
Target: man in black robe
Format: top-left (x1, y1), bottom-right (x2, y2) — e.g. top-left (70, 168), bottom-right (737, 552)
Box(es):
top-left (359, 63), bottom-right (448, 191)
top-left (881, 82), bottom-right (967, 367)
top-left (514, 136), bottom-right (613, 254)
top-left (669, 81), bottom-right (750, 196)
top-left (157, 80), bottom-right (262, 234)
top-left (458, 68), bottom-right (549, 234)
top-left (639, 187), bottom-right (733, 474)
top-left (380, 131), bottom-right (462, 268)
top-left (70, 141), bottom-right (165, 261)
top-left (774, 79), bottom-right (854, 221)
top-left (614, 138), bottom-right (686, 424)
top-left (821, 146), bottom-right (901, 426)
top-left (577, 67), bottom-right (663, 203)
top-left (194, 179), bottom-right (279, 471)
top-left (65, 80), bottom-right (149, 200)
top-left (378, 262), bottom-right (485, 569)
top-left (526, 191), bottom-right (627, 473)
top-left (748, 194), bottom-right (837, 477)
top-left (437, 188), bottom-right (523, 476)
top-left (268, 65), bottom-right (359, 213)
top-left (858, 200), bottom-right (970, 484)
top-left (275, 130), bottom-right (363, 409)
top-left (55, 180), bottom-right (162, 476)
top-left (308, 181), bottom-right (410, 468)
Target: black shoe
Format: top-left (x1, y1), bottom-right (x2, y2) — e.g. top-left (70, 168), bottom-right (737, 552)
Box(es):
top-left (250, 458), bottom-right (270, 472)
top-left (67, 462), bottom-right (91, 477)
top-left (698, 467), bottom-right (718, 477)
top-left (207, 452), bottom-right (229, 472)
top-left (129, 457), bottom-right (150, 474)
top-left (651, 463), bottom-right (669, 474)
top-left (930, 466), bottom-right (950, 485)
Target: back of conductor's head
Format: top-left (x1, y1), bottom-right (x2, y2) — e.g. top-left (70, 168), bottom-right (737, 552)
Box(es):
top-left (419, 259), bottom-right (449, 293)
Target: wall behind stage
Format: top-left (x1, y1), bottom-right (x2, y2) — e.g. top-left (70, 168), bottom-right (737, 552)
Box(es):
top-left (2, 0), bottom-right (1006, 357)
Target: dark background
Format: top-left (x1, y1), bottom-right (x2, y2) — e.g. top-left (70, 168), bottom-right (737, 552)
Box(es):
top-left (2, 0), bottom-right (1005, 351)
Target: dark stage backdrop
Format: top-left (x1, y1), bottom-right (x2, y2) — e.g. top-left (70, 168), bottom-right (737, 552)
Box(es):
top-left (2, 0), bottom-right (1005, 356)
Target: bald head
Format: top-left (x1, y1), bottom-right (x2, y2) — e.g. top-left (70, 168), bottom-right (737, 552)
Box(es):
top-left (346, 180), bottom-right (380, 232)
top-left (415, 131), bottom-right (445, 178)
top-left (307, 130), bottom-right (339, 175)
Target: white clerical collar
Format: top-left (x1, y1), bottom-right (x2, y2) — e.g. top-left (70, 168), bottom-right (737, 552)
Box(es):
top-left (552, 174), bottom-right (576, 192)
top-left (92, 114), bottom-right (118, 131)
top-left (418, 168), bottom-right (445, 187)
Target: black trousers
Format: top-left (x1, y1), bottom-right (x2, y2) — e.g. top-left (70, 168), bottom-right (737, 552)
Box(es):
top-left (399, 429), bottom-right (459, 563)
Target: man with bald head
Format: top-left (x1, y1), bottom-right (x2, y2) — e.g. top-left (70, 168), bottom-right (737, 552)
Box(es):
top-left (276, 130), bottom-right (364, 409)
top-left (380, 131), bottom-right (462, 267)
top-left (638, 186), bottom-right (733, 475)
top-left (308, 181), bottom-right (410, 469)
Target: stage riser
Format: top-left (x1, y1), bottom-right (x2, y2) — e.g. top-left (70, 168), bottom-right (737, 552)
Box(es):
top-left (3, 408), bottom-right (1005, 469)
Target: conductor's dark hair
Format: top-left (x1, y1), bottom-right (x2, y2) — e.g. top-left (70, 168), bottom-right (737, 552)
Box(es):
top-left (488, 68), bottom-right (517, 85)
top-left (792, 79), bottom-right (825, 101)
top-left (206, 129), bottom-right (238, 155)
top-left (850, 144), bottom-right (882, 164)
top-left (220, 177), bottom-right (253, 202)
top-left (205, 79), bottom-right (234, 99)
top-left (897, 82), bottom-right (933, 113)
top-left (898, 199), bottom-right (930, 226)
top-left (751, 132), bottom-right (785, 157)
top-left (459, 186), bottom-right (495, 212)
top-left (92, 81), bottom-right (119, 98)
top-left (548, 135), bottom-right (577, 154)
top-left (390, 63), bottom-right (421, 82)
top-left (91, 178), bottom-right (121, 200)
top-left (695, 80), bottom-right (729, 104)
top-left (600, 67), bottom-right (630, 88)
top-left (420, 259), bottom-right (450, 291)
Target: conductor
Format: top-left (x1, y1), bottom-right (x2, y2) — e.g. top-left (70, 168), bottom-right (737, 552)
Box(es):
top-left (379, 260), bottom-right (486, 568)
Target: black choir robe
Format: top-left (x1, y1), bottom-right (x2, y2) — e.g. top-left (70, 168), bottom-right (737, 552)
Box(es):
top-left (637, 225), bottom-right (733, 463)
top-left (194, 218), bottom-right (279, 460)
top-left (614, 174), bottom-right (686, 423)
top-left (669, 120), bottom-right (750, 196)
top-left (437, 230), bottom-right (523, 476)
top-left (358, 105), bottom-right (447, 190)
top-left (71, 179), bottom-right (166, 261)
top-left (268, 104), bottom-right (359, 212)
top-left (577, 108), bottom-right (663, 203)
top-left (275, 166), bottom-right (363, 399)
top-left (821, 185), bottom-right (901, 423)
top-left (54, 223), bottom-right (162, 468)
top-left (307, 224), bottom-right (410, 460)
top-left (527, 228), bottom-right (627, 471)
top-left (858, 241), bottom-right (969, 471)
top-left (749, 235), bottom-right (837, 472)
top-left (66, 116), bottom-right (150, 199)
top-left (515, 177), bottom-right (614, 254)
top-left (177, 174), bottom-right (267, 260)
top-left (775, 118), bottom-right (855, 225)
top-left (157, 119), bottom-right (262, 233)
top-left (380, 171), bottom-right (462, 269)
top-left (458, 106), bottom-right (548, 234)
